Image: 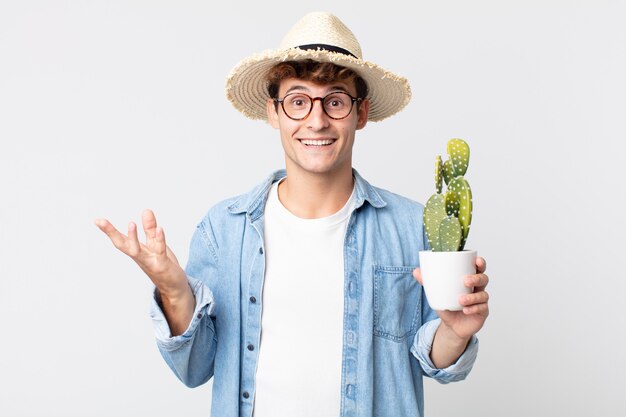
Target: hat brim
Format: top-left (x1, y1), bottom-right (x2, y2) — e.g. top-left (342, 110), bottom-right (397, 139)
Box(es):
top-left (225, 47), bottom-right (411, 122)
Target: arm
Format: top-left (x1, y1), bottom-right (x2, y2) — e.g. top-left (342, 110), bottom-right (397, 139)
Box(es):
top-left (411, 257), bottom-right (489, 376)
top-left (429, 323), bottom-right (472, 369)
top-left (96, 209), bottom-right (218, 387)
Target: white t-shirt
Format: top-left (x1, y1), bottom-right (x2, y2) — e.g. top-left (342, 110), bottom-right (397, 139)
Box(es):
top-left (253, 179), bottom-right (356, 417)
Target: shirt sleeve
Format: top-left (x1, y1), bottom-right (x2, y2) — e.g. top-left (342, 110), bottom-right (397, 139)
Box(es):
top-left (410, 318), bottom-right (479, 383)
top-left (148, 218), bottom-right (220, 388)
top-left (150, 276), bottom-right (214, 349)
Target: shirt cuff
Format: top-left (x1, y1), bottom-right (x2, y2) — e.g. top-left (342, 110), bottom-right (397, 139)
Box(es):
top-left (149, 276), bottom-right (215, 351)
top-left (411, 318), bottom-right (479, 383)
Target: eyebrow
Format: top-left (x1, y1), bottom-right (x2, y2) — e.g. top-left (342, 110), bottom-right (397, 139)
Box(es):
top-left (284, 84), bottom-right (350, 95)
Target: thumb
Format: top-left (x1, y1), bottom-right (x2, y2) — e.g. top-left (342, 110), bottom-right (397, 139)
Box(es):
top-left (412, 267), bottom-right (423, 285)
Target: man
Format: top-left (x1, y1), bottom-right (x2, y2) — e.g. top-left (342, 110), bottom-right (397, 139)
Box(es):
top-left (95, 12), bottom-right (489, 417)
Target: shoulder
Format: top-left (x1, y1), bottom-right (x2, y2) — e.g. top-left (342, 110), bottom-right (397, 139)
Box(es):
top-left (364, 183), bottom-right (425, 220)
top-left (358, 183), bottom-right (426, 240)
top-left (376, 186), bottom-right (424, 213)
top-left (354, 182), bottom-right (428, 252)
top-left (198, 170), bottom-right (283, 227)
top-left (353, 169), bottom-right (424, 217)
top-left (199, 195), bottom-right (245, 234)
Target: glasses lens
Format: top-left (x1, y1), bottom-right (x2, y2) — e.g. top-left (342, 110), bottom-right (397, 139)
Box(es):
top-left (280, 92), bottom-right (355, 120)
top-left (323, 92), bottom-right (353, 119)
top-left (283, 93), bottom-right (312, 119)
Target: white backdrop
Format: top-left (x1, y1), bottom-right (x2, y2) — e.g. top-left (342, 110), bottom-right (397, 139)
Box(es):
top-left (1, 1), bottom-right (624, 416)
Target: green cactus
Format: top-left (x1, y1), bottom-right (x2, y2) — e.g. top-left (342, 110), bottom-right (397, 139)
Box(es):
top-left (435, 155), bottom-right (443, 194)
top-left (447, 177), bottom-right (472, 249)
top-left (423, 138), bottom-right (474, 251)
top-left (424, 194), bottom-right (446, 251)
top-left (447, 138), bottom-right (470, 177)
top-left (442, 159), bottom-right (454, 186)
top-left (438, 216), bottom-right (462, 252)
top-left (444, 186), bottom-right (460, 216)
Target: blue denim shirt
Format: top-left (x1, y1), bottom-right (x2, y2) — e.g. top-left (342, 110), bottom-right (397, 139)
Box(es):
top-left (150, 169), bottom-right (478, 417)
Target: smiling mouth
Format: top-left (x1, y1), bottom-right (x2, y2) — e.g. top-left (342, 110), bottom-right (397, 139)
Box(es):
top-left (299, 139), bottom-right (336, 147)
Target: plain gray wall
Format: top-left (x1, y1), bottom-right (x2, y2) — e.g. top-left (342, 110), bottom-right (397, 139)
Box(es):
top-left (1, 0), bottom-right (624, 416)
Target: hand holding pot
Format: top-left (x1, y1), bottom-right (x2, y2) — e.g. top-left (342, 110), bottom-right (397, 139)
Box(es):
top-left (413, 256), bottom-right (490, 341)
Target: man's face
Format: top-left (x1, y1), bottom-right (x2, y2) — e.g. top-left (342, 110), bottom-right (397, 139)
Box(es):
top-left (267, 78), bottom-right (369, 179)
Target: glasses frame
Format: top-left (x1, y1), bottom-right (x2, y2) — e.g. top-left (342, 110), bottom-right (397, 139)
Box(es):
top-left (274, 91), bottom-right (362, 121)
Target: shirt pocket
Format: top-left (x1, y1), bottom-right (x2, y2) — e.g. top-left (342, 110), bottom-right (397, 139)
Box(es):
top-left (373, 265), bottom-right (422, 342)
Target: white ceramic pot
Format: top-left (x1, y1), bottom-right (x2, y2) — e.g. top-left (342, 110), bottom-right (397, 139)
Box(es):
top-left (418, 250), bottom-right (477, 311)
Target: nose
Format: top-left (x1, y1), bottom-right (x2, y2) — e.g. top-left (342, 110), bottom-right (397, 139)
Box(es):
top-left (306, 98), bottom-right (330, 130)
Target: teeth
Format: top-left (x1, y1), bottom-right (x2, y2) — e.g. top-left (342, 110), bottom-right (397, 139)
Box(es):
top-left (301, 139), bottom-right (335, 146)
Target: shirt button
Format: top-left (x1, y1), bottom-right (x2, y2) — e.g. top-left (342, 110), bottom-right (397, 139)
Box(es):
top-left (249, 296), bottom-right (257, 303)
top-left (247, 344), bottom-right (254, 351)
top-left (196, 313), bottom-right (202, 319)
top-left (242, 391), bottom-right (250, 399)
top-left (259, 247), bottom-right (264, 254)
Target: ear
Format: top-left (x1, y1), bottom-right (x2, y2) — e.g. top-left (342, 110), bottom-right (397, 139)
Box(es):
top-left (267, 99), bottom-right (280, 129)
top-left (356, 98), bottom-right (370, 130)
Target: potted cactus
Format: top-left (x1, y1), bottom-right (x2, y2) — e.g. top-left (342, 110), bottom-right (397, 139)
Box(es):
top-left (418, 138), bottom-right (477, 311)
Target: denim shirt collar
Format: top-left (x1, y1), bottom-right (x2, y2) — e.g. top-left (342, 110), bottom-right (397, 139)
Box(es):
top-left (227, 168), bottom-right (387, 220)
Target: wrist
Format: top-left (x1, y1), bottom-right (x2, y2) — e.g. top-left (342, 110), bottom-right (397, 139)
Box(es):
top-left (156, 269), bottom-right (190, 303)
top-left (438, 321), bottom-right (472, 350)
top-left (155, 273), bottom-right (195, 338)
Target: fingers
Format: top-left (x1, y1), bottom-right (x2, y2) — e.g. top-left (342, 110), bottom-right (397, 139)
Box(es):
top-left (460, 291), bottom-right (489, 307)
top-left (96, 211), bottom-right (164, 250)
top-left (461, 302), bottom-right (489, 316)
top-left (95, 218), bottom-right (129, 251)
top-left (475, 256), bottom-right (487, 274)
top-left (127, 221), bottom-right (141, 257)
top-left (96, 213), bottom-right (176, 286)
top-left (142, 209), bottom-right (158, 241)
top-left (461, 270), bottom-right (490, 316)
top-left (460, 290), bottom-right (490, 315)
top-left (467, 256), bottom-right (489, 291)
top-left (154, 226), bottom-right (167, 256)
top-left (465, 273), bottom-right (489, 292)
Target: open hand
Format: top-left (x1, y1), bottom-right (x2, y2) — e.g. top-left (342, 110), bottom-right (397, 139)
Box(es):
top-left (94, 209), bottom-right (187, 297)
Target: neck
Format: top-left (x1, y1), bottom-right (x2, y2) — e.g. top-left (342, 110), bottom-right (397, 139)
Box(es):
top-left (278, 167), bottom-right (354, 219)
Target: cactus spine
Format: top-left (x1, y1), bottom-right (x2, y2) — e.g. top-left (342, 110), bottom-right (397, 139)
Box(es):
top-left (424, 139), bottom-right (473, 251)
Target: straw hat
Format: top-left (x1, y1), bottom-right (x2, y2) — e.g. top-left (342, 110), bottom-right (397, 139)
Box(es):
top-left (225, 11), bottom-right (412, 122)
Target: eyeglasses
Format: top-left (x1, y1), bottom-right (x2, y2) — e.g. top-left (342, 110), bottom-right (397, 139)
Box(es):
top-left (274, 91), bottom-right (362, 121)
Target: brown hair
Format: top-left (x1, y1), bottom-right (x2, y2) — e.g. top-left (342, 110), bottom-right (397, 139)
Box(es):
top-left (266, 60), bottom-right (369, 103)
